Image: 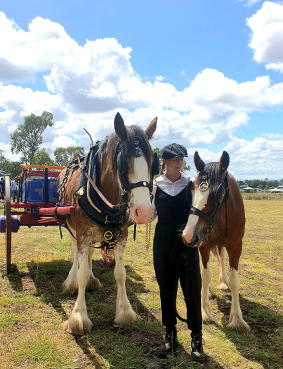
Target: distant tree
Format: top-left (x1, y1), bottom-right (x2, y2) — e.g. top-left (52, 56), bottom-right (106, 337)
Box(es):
top-left (33, 149), bottom-right (54, 166)
top-left (153, 147), bottom-right (162, 158)
top-left (11, 111), bottom-right (54, 164)
top-left (6, 161), bottom-right (22, 178)
top-left (183, 161), bottom-right (190, 172)
top-left (54, 146), bottom-right (85, 166)
top-left (0, 150), bottom-right (10, 173)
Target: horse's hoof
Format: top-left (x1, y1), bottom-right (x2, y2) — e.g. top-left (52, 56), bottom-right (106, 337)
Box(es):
top-left (63, 313), bottom-right (92, 335)
top-left (114, 309), bottom-right (139, 328)
top-left (217, 282), bottom-right (229, 291)
top-left (227, 319), bottom-right (250, 333)
top-left (62, 279), bottom-right (78, 293)
top-left (227, 313), bottom-right (250, 332)
top-left (201, 307), bottom-right (213, 322)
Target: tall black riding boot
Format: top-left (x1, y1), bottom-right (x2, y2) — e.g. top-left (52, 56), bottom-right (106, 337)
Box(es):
top-left (191, 332), bottom-right (206, 363)
top-left (157, 327), bottom-right (177, 355)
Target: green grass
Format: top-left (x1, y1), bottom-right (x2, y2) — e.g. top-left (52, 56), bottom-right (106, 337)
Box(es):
top-left (0, 199), bottom-right (282, 368)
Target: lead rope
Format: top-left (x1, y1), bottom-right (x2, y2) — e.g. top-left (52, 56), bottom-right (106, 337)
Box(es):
top-left (145, 223), bottom-right (151, 250)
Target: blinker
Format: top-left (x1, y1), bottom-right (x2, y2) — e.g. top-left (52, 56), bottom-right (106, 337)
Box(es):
top-left (152, 151), bottom-right (160, 177)
top-left (117, 150), bottom-right (126, 174)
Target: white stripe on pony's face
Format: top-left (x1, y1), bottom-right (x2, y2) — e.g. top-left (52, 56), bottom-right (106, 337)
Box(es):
top-left (128, 156), bottom-right (153, 224)
top-left (182, 185), bottom-right (210, 244)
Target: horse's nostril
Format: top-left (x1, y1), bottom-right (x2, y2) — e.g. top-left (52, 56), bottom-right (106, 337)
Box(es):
top-left (192, 235), bottom-right (199, 244)
top-left (135, 209), bottom-right (139, 217)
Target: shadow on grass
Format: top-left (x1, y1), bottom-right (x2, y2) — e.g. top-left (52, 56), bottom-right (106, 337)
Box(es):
top-left (208, 292), bottom-right (283, 369)
top-left (6, 264), bottom-right (24, 292)
top-left (20, 258), bottom-right (223, 369)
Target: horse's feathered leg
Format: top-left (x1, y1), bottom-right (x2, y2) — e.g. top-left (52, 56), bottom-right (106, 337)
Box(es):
top-left (113, 239), bottom-right (138, 328)
top-left (63, 243), bottom-right (92, 334)
top-left (86, 247), bottom-right (102, 291)
top-left (226, 244), bottom-right (250, 332)
top-left (201, 260), bottom-right (214, 322)
top-left (227, 267), bottom-right (250, 332)
top-left (62, 235), bottom-right (79, 293)
top-left (218, 247), bottom-right (229, 290)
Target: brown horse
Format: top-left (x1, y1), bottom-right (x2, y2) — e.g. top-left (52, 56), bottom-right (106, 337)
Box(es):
top-left (58, 112), bottom-right (157, 334)
top-left (182, 151), bottom-right (250, 332)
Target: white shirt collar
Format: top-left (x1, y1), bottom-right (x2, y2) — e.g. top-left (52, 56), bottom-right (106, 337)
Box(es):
top-left (155, 172), bottom-right (188, 184)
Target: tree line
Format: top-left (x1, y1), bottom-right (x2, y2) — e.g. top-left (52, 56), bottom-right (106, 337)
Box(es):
top-left (1, 111), bottom-right (85, 178)
top-left (237, 179), bottom-right (283, 190)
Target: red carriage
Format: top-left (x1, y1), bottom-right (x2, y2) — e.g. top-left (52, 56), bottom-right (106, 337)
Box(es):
top-left (1, 164), bottom-right (75, 273)
top-left (1, 164), bottom-right (116, 273)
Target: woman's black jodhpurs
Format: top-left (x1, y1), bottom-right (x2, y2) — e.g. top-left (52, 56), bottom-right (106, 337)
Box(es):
top-left (153, 221), bottom-right (202, 333)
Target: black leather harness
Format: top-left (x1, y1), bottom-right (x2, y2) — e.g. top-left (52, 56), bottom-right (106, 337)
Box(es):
top-left (77, 144), bottom-right (130, 246)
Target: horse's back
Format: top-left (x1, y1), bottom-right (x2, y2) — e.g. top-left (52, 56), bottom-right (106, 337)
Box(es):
top-left (227, 171), bottom-right (245, 232)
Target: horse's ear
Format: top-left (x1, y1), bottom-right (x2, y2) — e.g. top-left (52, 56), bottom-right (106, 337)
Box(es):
top-left (219, 151), bottom-right (229, 174)
top-left (145, 117), bottom-right (157, 140)
top-left (194, 151), bottom-right (205, 172)
top-left (114, 112), bottom-right (127, 140)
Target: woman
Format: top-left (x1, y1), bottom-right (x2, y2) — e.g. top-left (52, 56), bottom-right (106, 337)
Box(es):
top-left (152, 143), bottom-right (206, 363)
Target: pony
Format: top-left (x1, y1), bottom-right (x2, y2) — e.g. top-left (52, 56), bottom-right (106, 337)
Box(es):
top-left (182, 151), bottom-right (250, 332)
top-left (57, 112), bottom-right (158, 335)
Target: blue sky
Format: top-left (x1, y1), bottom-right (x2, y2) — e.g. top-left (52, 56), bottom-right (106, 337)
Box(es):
top-left (0, 0), bottom-right (282, 179)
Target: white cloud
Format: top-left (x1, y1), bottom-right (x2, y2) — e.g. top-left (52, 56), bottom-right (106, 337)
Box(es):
top-left (0, 12), bottom-right (282, 180)
top-left (246, 0), bottom-right (262, 7)
top-left (53, 135), bottom-right (78, 148)
top-left (187, 136), bottom-right (283, 180)
top-left (155, 75), bottom-right (165, 81)
top-left (246, 2), bottom-right (283, 72)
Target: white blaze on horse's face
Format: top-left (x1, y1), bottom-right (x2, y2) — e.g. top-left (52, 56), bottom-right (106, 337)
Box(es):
top-left (128, 156), bottom-right (153, 224)
top-left (182, 185), bottom-right (210, 244)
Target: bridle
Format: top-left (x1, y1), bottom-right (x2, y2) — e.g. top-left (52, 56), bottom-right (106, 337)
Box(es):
top-left (114, 137), bottom-right (160, 196)
top-left (184, 172), bottom-right (236, 246)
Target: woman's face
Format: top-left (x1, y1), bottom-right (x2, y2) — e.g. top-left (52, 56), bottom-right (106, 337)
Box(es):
top-left (163, 157), bottom-right (184, 172)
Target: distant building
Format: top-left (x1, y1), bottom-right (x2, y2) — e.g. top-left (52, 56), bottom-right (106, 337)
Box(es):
top-left (240, 186), bottom-right (254, 192)
top-left (266, 188), bottom-right (283, 193)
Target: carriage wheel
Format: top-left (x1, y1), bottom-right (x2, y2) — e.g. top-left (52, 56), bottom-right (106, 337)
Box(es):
top-left (4, 175), bottom-right (12, 273)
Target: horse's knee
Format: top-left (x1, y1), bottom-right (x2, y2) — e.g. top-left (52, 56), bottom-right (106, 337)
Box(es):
top-left (114, 262), bottom-right (126, 284)
top-left (229, 268), bottom-right (240, 291)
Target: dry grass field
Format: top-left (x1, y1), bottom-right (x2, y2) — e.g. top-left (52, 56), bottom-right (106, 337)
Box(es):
top-left (0, 198), bottom-right (282, 369)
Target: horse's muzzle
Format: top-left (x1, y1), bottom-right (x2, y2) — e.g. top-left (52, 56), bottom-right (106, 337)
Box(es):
top-left (182, 236), bottom-right (199, 248)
